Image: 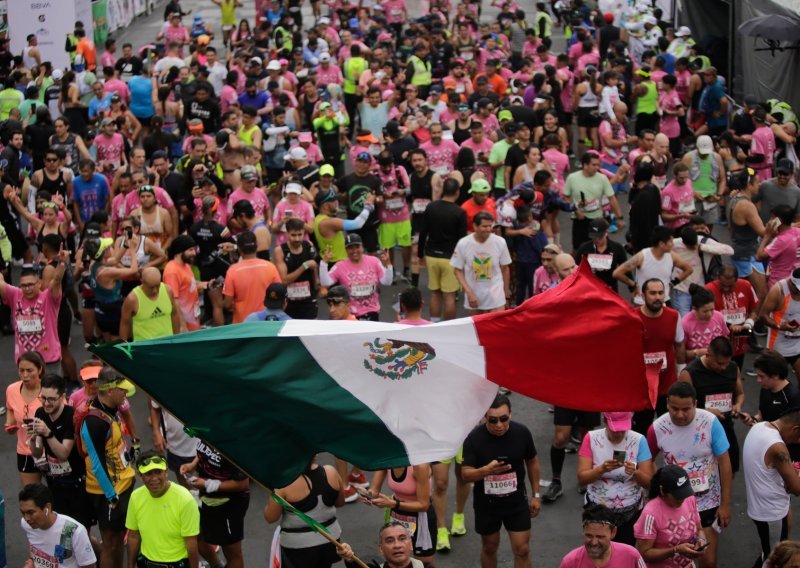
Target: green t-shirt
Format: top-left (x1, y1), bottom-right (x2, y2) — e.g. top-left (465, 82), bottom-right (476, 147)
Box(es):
top-left (126, 483), bottom-right (200, 562)
top-left (0, 88), bottom-right (23, 121)
top-left (693, 156), bottom-right (716, 197)
top-left (489, 139), bottom-right (514, 189)
top-left (563, 171), bottom-right (614, 219)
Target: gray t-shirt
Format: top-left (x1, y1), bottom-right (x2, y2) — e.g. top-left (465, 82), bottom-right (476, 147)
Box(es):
top-left (755, 179), bottom-right (800, 223)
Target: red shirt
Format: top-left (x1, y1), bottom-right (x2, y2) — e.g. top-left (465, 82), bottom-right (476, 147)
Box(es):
top-left (636, 306), bottom-right (680, 397)
top-left (461, 198), bottom-right (497, 232)
top-left (706, 279), bottom-right (759, 356)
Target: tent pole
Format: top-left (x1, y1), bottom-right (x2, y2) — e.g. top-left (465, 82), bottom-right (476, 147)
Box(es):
top-left (728, 0), bottom-right (735, 99)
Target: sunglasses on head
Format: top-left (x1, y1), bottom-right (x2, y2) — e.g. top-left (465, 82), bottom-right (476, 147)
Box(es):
top-left (486, 415), bottom-right (510, 424)
top-left (139, 455), bottom-right (166, 467)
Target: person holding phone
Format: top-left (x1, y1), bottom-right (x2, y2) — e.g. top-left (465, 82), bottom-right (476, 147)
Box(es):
top-left (576, 412), bottom-right (654, 545)
top-left (760, 267), bottom-right (800, 380)
top-left (461, 394), bottom-right (541, 568)
top-left (634, 465), bottom-right (707, 566)
top-left (5, 351), bottom-right (45, 486)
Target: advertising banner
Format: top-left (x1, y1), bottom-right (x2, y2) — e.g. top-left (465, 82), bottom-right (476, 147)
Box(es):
top-left (8, 0), bottom-right (75, 69)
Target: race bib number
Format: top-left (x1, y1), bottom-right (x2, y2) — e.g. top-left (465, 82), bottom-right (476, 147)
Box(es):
top-left (461, 51), bottom-right (474, 61)
top-left (119, 443), bottom-right (129, 468)
top-left (722, 309), bottom-right (745, 325)
top-left (678, 199), bottom-right (695, 213)
top-left (644, 351), bottom-right (668, 370)
top-left (587, 254), bottom-right (613, 271)
top-left (412, 199), bottom-right (431, 214)
top-left (688, 470), bottom-right (709, 493)
top-left (287, 281), bottom-right (311, 300)
top-left (47, 455), bottom-right (73, 477)
top-left (390, 511), bottom-right (417, 534)
top-left (17, 316), bottom-right (42, 333)
top-left (705, 393), bottom-right (732, 413)
top-left (583, 198), bottom-right (600, 212)
top-left (386, 197), bottom-right (405, 211)
top-left (351, 284), bottom-right (374, 298)
top-left (391, 8), bottom-right (403, 15)
top-left (484, 472), bottom-right (518, 496)
top-left (30, 545), bottom-right (56, 568)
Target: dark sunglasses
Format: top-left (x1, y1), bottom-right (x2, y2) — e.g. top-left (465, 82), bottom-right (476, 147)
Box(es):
top-left (139, 455), bottom-right (166, 467)
top-left (486, 415), bottom-right (510, 424)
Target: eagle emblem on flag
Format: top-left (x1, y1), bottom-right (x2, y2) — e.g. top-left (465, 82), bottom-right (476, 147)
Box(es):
top-left (363, 338), bottom-right (437, 380)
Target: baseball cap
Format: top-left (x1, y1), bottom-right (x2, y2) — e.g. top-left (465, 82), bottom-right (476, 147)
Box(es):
top-left (384, 121), bottom-right (401, 138)
top-left (298, 131), bottom-right (313, 143)
top-left (356, 131), bottom-right (379, 144)
top-left (319, 101), bottom-right (332, 110)
top-left (137, 454), bottom-right (168, 474)
top-left (266, 60), bottom-right (281, 71)
top-left (603, 412), bottom-right (633, 432)
top-left (97, 367), bottom-right (136, 396)
top-left (265, 283), bottom-right (288, 308)
top-left (469, 179), bottom-right (491, 194)
top-left (318, 16), bottom-right (331, 24)
top-left (660, 464), bottom-right (695, 500)
top-left (498, 109), bottom-right (513, 122)
top-left (315, 187), bottom-right (337, 207)
top-left (319, 52), bottom-right (331, 62)
top-left (504, 122), bottom-right (518, 136)
top-left (250, 56), bottom-right (263, 66)
top-left (476, 76), bottom-right (489, 85)
top-left (589, 218), bottom-right (610, 238)
top-left (696, 135), bottom-right (713, 155)
top-left (240, 165), bottom-right (259, 181)
top-left (345, 233), bottom-right (363, 247)
top-left (319, 164), bottom-right (335, 177)
top-left (285, 182), bottom-right (303, 194)
top-left (777, 158), bottom-right (795, 174)
top-left (603, 12), bottom-right (614, 24)
top-left (327, 285), bottom-right (350, 302)
top-left (52, 69), bottom-right (64, 81)
top-left (644, 15), bottom-right (657, 25)
top-left (675, 26), bottom-right (691, 37)
top-left (355, 151), bottom-right (371, 162)
top-left (289, 146), bottom-right (308, 161)
top-left (94, 237), bottom-right (114, 260)
top-left (101, 117), bottom-right (115, 127)
top-left (110, 94), bottom-right (121, 103)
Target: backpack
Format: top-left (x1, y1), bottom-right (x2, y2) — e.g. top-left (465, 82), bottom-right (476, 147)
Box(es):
top-left (73, 401), bottom-right (114, 459)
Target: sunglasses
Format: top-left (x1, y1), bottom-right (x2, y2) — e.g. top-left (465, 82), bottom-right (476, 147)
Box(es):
top-left (139, 455), bottom-right (167, 467)
top-left (40, 201), bottom-right (57, 209)
top-left (45, 157), bottom-right (59, 163)
top-left (486, 415), bottom-right (510, 424)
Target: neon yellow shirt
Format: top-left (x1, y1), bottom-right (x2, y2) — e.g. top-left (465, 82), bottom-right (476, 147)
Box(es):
top-left (126, 483), bottom-right (200, 562)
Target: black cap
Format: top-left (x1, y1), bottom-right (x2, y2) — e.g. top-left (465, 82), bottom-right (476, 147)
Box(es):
top-left (660, 465), bottom-right (694, 500)
top-left (236, 230), bottom-right (257, 253)
top-left (383, 120), bottom-right (401, 139)
top-left (476, 76), bottom-right (489, 85)
top-left (504, 122), bottom-right (518, 136)
top-left (264, 283), bottom-right (288, 308)
top-left (777, 158), bottom-right (795, 174)
top-left (588, 218), bottom-right (609, 237)
top-left (327, 285), bottom-right (350, 302)
top-left (170, 235), bottom-right (196, 257)
top-left (344, 233), bottom-right (363, 247)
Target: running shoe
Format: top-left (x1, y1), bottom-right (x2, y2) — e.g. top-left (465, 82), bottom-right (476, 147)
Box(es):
top-left (343, 485), bottom-right (359, 503)
top-left (349, 471), bottom-right (370, 488)
top-left (543, 480), bottom-right (563, 503)
top-left (450, 512), bottom-right (466, 536)
top-left (436, 527), bottom-right (451, 551)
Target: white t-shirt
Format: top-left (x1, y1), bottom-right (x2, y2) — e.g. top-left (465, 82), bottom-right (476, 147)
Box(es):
top-left (151, 400), bottom-right (199, 458)
top-left (22, 513), bottom-right (96, 568)
top-left (451, 233), bottom-right (512, 310)
top-left (154, 56), bottom-right (186, 74)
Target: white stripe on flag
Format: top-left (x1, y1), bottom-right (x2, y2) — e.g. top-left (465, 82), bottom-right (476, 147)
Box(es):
top-left (269, 526), bottom-right (281, 568)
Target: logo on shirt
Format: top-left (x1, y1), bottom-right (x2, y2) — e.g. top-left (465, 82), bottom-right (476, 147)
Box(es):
top-left (363, 338), bottom-right (436, 380)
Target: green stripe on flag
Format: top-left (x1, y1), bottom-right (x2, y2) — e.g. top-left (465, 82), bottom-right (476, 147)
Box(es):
top-left (91, 323), bottom-right (411, 487)
top-left (271, 493), bottom-right (331, 535)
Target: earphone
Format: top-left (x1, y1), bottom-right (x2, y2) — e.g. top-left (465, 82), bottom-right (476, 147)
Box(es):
top-left (44, 508), bottom-right (49, 515)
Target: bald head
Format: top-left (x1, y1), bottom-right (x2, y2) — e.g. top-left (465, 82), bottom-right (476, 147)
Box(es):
top-left (141, 267), bottom-right (162, 288)
top-left (654, 132), bottom-right (669, 153)
top-left (555, 253), bottom-right (577, 280)
top-left (613, 102), bottom-right (628, 119)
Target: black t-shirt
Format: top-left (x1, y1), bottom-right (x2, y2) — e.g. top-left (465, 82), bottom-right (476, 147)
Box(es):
top-left (508, 105), bottom-right (539, 130)
top-left (417, 200), bottom-right (467, 259)
top-left (114, 56), bottom-right (143, 83)
top-left (34, 405), bottom-right (86, 481)
top-left (504, 144), bottom-right (528, 188)
top-left (575, 238), bottom-right (627, 291)
top-left (186, 98), bottom-right (220, 132)
top-left (463, 421), bottom-right (537, 510)
top-left (196, 441), bottom-right (248, 496)
top-left (387, 136), bottom-right (418, 173)
top-left (338, 173), bottom-right (381, 228)
top-left (189, 219), bottom-right (232, 265)
top-left (759, 382), bottom-right (800, 422)
top-left (629, 183), bottom-right (662, 253)
top-left (686, 357), bottom-right (738, 423)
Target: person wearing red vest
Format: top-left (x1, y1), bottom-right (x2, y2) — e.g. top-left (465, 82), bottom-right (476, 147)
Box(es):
top-left (633, 278), bottom-right (686, 435)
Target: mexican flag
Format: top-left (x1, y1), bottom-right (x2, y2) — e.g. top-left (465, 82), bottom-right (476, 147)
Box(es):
top-left (91, 261), bottom-right (654, 488)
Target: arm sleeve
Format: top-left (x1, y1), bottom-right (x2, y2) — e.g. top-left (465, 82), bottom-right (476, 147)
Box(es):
top-left (636, 436), bottom-right (653, 462)
top-left (700, 238), bottom-right (734, 256)
top-left (379, 264), bottom-right (394, 286)
top-left (341, 205), bottom-right (372, 231)
top-left (675, 317), bottom-right (685, 343)
top-left (319, 262), bottom-right (335, 287)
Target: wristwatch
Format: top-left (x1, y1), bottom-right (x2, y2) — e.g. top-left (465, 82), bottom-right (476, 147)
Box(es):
top-left (534, 492), bottom-right (541, 499)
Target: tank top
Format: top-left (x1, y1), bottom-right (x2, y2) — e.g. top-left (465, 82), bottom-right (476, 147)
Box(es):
top-left (139, 208), bottom-right (165, 245)
top-left (50, 134), bottom-right (80, 173)
top-left (314, 214), bottom-right (347, 262)
top-left (453, 122), bottom-right (471, 145)
top-left (634, 248), bottom-right (674, 301)
top-left (131, 283), bottom-right (173, 342)
top-left (743, 422), bottom-right (790, 522)
top-left (302, 97), bottom-right (318, 130)
top-left (90, 262), bottom-right (123, 304)
top-left (82, 400), bottom-right (135, 496)
top-left (281, 242), bottom-right (316, 304)
top-left (578, 81), bottom-right (599, 108)
top-left (120, 236), bottom-right (150, 269)
top-left (280, 466), bottom-right (342, 548)
top-left (220, 0), bottom-right (237, 25)
top-left (22, 46), bottom-right (38, 69)
top-left (410, 170), bottom-right (434, 216)
top-left (768, 279), bottom-right (800, 357)
top-left (730, 195), bottom-right (759, 258)
top-left (238, 124), bottom-right (260, 146)
top-left (637, 81), bottom-right (658, 114)
top-left (458, 168), bottom-right (476, 204)
top-left (686, 357), bottom-right (737, 420)
top-left (388, 467), bottom-right (423, 502)
top-left (38, 170), bottom-right (69, 203)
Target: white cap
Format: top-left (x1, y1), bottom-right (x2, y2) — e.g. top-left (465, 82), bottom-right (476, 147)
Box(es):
top-left (250, 56), bottom-right (263, 66)
top-left (318, 16), bottom-right (330, 24)
top-left (52, 69), bottom-right (64, 80)
top-left (644, 15), bottom-right (657, 25)
top-left (676, 26), bottom-right (691, 37)
top-left (696, 135), bottom-right (714, 155)
top-left (266, 60), bottom-right (281, 71)
top-left (285, 182), bottom-right (303, 194)
top-left (319, 52), bottom-right (331, 62)
top-left (289, 146), bottom-right (307, 161)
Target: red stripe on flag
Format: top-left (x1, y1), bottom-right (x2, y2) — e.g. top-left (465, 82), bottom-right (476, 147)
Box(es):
top-left (473, 259), bottom-right (655, 411)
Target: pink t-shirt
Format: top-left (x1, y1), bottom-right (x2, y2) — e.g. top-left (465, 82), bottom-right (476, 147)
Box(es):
top-left (765, 228), bottom-right (800, 287)
top-left (302, 143), bottom-right (323, 164)
top-left (661, 180), bottom-right (695, 229)
top-left (383, 0), bottom-right (407, 24)
top-left (228, 186), bottom-right (270, 219)
top-left (674, 70), bottom-right (692, 105)
top-left (69, 387), bottom-right (131, 412)
top-left (682, 310), bottom-right (730, 352)
top-left (419, 139), bottom-right (460, 176)
top-left (111, 192), bottom-right (130, 232)
top-left (651, 69), bottom-right (667, 90)
top-left (751, 125), bottom-right (776, 180)
top-left (124, 186), bottom-right (175, 216)
top-left (192, 197), bottom-right (229, 226)
top-left (271, 197), bottom-right (315, 245)
top-left (533, 266), bottom-right (559, 295)
top-left (559, 542), bottom-right (646, 568)
top-left (328, 256), bottom-right (386, 316)
top-left (94, 133), bottom-right (125, 170)
top-left (543, 148), bottom-right (570, 194)
top-left (558, 68), bottom-right (574, 112)
top-left (104, 79), bottom-right (130, 105)
top-left (461, 137), bottom-right (494, 180)
top-left (633, 496), bottom-right (701, 568)
top-left (316, 64), bottom-right (344, 87)
top-left (5, 381), bottom-right (42, 454)
top-left (5, 287), bottom-right (61, 363)
top-left (220, 84), bottom-right (239, 114)
top-left (398, 318), bottom-right (432, 325)
top-left (599, 120), bottom-right (627, 165)
top-left (576, 51), bottom-right (600, 74)
top-left (659, 90), bottom-right (683, 138)
top-left (377, 165), bottom-right (411, 224)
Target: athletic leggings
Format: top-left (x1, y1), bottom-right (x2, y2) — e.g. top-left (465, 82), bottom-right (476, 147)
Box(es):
top-left (753, 516), bottom-right (789, 566)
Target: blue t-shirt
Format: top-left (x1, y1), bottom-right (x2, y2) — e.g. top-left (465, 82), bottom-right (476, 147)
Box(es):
top-left (244, 309), bottom-right (291, 322)
top-left (73, 173), bottom-right (110, 222)
top-left (88, 94), bottom-right (112, 119)
top-left (513, 225), bottom-right (548, 265)
top-left (701, 80), bottom-right (727, 128)
top-left (237, 91), bottom-right (269, 110)
top-left (128, 76), bottom-right (154, 118)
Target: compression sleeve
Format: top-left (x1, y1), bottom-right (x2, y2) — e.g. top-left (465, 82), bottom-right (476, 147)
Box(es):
top-left (342, 204), bottom-right (374, 231)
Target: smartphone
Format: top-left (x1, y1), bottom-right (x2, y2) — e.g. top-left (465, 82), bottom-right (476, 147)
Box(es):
top-left (22, 418), bottom-right (33, 425)
top-left (613, 450), bottom-right (626, 463)
top-left (353, 486), bottom-right (372, 501)
top-left (496, 456), bottom-right (508, 463)
top-left (125, 226), bottom-right (133, 239)
top-left (285, 210), bottom-right (293, 217)
top-left (695, 541), bottom-right (710, 551)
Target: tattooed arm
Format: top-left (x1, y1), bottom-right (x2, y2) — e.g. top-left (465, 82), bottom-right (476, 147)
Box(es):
top-left (766, 441), bottom-right (800, 496)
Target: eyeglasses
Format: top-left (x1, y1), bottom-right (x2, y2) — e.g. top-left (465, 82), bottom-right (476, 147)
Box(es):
top-left (39, 395), bottom-right (61, 404)
top-left (45, 157), bottom-right (58, 162)
top-left (19, 283), bottom-right (37, 289)
top-left (327, 299), bottom-right (346, 305)
top-left (486, 415), bottom-right (510, 424)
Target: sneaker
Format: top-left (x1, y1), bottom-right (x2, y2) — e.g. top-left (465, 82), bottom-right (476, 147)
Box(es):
top-left (349, 471), bottom-right (370, 488)
top-left (608, 222), bottom-right (618, 233)
top-left (564, 440), bottom-right (579, 454)
top-left (0, 406), bottom-right (5, 416)
top-left (745, 368), bottom-right (757, 377)
top-left (543, 480), bottom-right (563, 503)
top-left (450, 512), bottom-right (466, 536)
top-left (436, 527), bottom-right (451, 552)
top-left (343, 485), bottom-right (359, 503)
top-left (577, 484), bottom-right (587, 495)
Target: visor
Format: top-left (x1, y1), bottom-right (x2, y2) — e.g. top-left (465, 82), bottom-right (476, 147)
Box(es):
top-left (137, 456), bottom-right (168, 474)
top-left (80, 366), bottom-right (103, 381)
top-left (98, 378), bottom-right (136, 396)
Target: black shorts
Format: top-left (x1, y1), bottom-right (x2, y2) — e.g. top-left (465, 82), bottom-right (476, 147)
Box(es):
top-left (49, 478), bottom-right (96, 529)
top-left (353, 227), bottom-right (379, 253)
top-left (356, 311), bottom-right (380, 321)
top-left (95, 300), bottom-right (123, 334)
top-left (285, 301), bottom-right (319, 320)
top-left (474, 503), bottom-right (531, 536)
top-left (389, 506), bottom-right (438, 558)
top-left (89, 483), bottom-right (134, 532)
top-left (136, 115), bottom-right (152, 127)
top-left (57, 301), bottom-right (73, 347)
top-left (17, 453), bottom-right (39, 473)
top-left (200, 492), bottom-right (250, 545)
top-left (559, 111), bottom-right (574, 127)
top-left (699, 506), bottom-right (718, 528)
top-left (577, 107), bottom-right (600, 128)
top-left (167, 451), bottom-right (195, 478)
top-left (281, 542), bottom-right (340, 568)
top-left (553, 407), bottom-right (601, 428)
top-left (785, 354), bottom-right (800, 367)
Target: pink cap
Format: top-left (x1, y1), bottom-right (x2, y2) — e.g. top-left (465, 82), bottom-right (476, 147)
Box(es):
top-left (382, 89), bottom-right (394, 101)
top-left (279, 58), bottom-right (288, 66)
top-left (604, 412), bottom-right (633, 432)
top-left (298, 131), bottom-right (313, 143)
